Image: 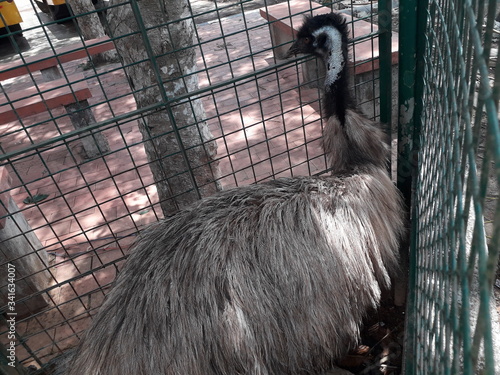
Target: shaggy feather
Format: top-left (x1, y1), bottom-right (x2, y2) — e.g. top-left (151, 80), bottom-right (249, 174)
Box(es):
top-left (64, 173), bottom-right (403, 375)
top-left (63, 12), bottom-right (405, 375)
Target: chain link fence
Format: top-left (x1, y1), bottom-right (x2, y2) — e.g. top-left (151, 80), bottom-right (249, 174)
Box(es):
top-left (401, 0), bottom-right (500, 374)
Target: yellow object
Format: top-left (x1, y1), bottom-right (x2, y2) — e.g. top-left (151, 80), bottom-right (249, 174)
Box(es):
top-left (0, 0), bottom-right (23, 29)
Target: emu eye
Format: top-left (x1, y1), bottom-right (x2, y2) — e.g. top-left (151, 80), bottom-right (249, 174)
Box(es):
top-left (304, 37), bottom-right (311, 44)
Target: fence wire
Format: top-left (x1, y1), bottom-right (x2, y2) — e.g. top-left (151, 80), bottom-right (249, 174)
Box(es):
top-left (403, 0), bottom-right (500, 374)
top-left (0, 0), bottom-right (385, 373)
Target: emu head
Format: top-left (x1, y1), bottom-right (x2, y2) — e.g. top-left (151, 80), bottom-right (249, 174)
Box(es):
top-left (286, 13), bottom-right (349, 62)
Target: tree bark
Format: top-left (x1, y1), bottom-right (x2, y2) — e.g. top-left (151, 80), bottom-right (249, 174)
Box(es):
top-left (107, 0), bottom-right (221, 216)
top-left (66, 0), bottom-right (117, 64)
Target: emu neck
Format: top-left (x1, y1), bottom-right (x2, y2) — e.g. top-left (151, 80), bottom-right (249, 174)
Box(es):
top-left (312, 27), bottom-right (388, 172)
top-left (313, 27), bottom-right (353, 124)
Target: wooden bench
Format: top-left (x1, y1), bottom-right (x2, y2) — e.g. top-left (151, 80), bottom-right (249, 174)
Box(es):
top-left (0, 37), bottom-right (114, 158)
top-left (0, 73), bottom-right (90, 125)
top-left (0, 36), bottom-right (114, 81)
top-left (260, 0), bottom-right (399, 123)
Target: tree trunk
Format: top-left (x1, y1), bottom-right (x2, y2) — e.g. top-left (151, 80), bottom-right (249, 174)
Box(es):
top-left (107, 0), bottom-right (221, 216)
top-left (66, 0), bottom-right (117, 64)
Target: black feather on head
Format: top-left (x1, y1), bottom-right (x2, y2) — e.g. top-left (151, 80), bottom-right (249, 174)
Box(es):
top-left (298, 13), bottom-right (349, 41)
top-left (287, 13), bottom-right (349, 57)
top-left (286, 12), bottom-right (354, 124)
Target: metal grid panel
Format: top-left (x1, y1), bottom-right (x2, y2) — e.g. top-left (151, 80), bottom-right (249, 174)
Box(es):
top-left (0, 0), bottom-right (383, 372)
top-left (404, 0), bottom-right (500, 374)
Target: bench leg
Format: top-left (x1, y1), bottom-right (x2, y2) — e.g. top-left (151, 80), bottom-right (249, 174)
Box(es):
top-left (65, 100), bottom-right (110, 158)
top-left (268, 24), bottom-right (325, 87)
top-left (302, 58), bottom-right (325, 88)
top-left (41, 66), bottom-right (63, 81)
top-left (269, 24), bottom-right (295, 59)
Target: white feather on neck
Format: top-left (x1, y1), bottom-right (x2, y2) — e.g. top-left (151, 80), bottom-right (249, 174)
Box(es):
top-left (312, 26), bottom-right (345, 88)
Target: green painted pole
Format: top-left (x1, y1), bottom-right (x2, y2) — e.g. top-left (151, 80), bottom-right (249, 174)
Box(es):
top-left (399, 0), bottom-right (429, 373)
top-left (398, 1), bottom-right (418, 373)
top-left (378, 0), bottom-right (392, 149)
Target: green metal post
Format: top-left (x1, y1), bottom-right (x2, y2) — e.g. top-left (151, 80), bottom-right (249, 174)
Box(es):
top-left (398, 1), bottom-right (417, 369)
top-left (397, 0), bottom-right (417, 205)
top-left (399, 0), bottom-right (429, 373)
top-left (378, 0), bottom-right (392, 141)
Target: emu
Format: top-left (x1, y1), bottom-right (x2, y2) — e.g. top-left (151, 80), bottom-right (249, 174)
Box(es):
top-left (63, 13), bottom-right (405, 375)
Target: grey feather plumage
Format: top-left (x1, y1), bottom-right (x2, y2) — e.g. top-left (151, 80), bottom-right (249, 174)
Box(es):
top-left (63, 13), bottom-right (405, 375)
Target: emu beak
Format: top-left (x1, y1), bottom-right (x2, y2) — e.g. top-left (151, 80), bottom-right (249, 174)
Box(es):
top-left (284, 40), bottom-right (302, 58)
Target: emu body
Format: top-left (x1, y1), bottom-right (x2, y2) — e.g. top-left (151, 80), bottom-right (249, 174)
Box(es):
top-left (64, 13), bottom-right (405, 375)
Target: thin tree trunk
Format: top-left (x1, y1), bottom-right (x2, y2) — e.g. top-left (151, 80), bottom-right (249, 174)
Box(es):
top-left (107, 0), bottom-right (221, 216)
top-left (66, 0), bottom-right (117, 64)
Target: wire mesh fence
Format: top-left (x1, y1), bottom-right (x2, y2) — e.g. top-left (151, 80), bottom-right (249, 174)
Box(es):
top-left (402, 0), bottom-right (500, 374)
top-left (0, 0), bottom-right (387, 373)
